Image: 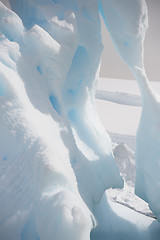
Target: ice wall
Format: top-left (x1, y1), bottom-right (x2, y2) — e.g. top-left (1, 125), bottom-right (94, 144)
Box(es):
top-left (99, 0), bottom-right (160, 221)
top-left (0, 1), bottom-right (123, 239)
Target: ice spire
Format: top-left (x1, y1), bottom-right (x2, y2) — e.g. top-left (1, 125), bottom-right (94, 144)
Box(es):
top-left (99, 0), bottom-right (160, 221)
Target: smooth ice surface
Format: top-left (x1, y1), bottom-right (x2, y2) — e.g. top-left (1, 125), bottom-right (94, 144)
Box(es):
top-left (0, 0), bottom-right (160, 240)
top-left (100, 0), bottom-right (160, 222)
top-left (134, 68), bottom-right (160, 222)
top-left (91, 194), bottom-right (160, 240)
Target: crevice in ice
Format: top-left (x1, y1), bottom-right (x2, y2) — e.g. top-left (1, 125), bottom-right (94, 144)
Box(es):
top-left (49, 95), bottom-right (61, 114)
top-left (36, 66), bottom-right (43, 75)
top-left (63, 45), bottom-right (89, 101)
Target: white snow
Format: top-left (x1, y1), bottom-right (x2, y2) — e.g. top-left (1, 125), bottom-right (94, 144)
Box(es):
top-left (0, 0), bottom-right (160, 240)
top-left (96, 77), bottom-right (160, 138)
top-left (96, 98), bottom-right (141, 136)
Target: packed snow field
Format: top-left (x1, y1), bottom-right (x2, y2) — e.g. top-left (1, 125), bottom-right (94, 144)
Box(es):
top-left (0, 0), bottom-right (160, 240)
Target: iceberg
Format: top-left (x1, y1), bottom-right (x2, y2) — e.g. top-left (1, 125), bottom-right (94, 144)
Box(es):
top-left (100, 0), bottom-right (160, 221)
top-left (0, 0), bottom-right (160, 239)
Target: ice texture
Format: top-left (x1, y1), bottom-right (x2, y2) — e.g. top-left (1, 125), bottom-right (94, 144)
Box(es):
top-left (100, 0), bottom-right (160, 221)
top-left (0, 1), bottom-right (123, 239)
top-left (134, 68), bottom-right (160, 222)
top-left (0, 0), bottom-right (160, 239)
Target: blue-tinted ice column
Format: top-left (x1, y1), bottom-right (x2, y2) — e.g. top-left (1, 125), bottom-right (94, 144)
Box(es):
top-left (100, 0), bottom-right (160, 221)
top-left (61, 0), bottom-right (123, 207)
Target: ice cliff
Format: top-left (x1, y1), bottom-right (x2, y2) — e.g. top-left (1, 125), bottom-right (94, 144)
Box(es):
top-left (0, 0), bottom-right (160, 239)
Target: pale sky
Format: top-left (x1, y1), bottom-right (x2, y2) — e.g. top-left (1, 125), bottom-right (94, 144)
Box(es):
top-left (100, 0), bottom-right (160, 81)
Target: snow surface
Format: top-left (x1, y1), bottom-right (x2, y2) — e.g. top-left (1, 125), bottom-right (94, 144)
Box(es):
top-left (95, 78), bottom-right (160, 219)
top-left (0, 0), bottom-right (160, 240)
top-left (96, 78), bottom-right (160, 140)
